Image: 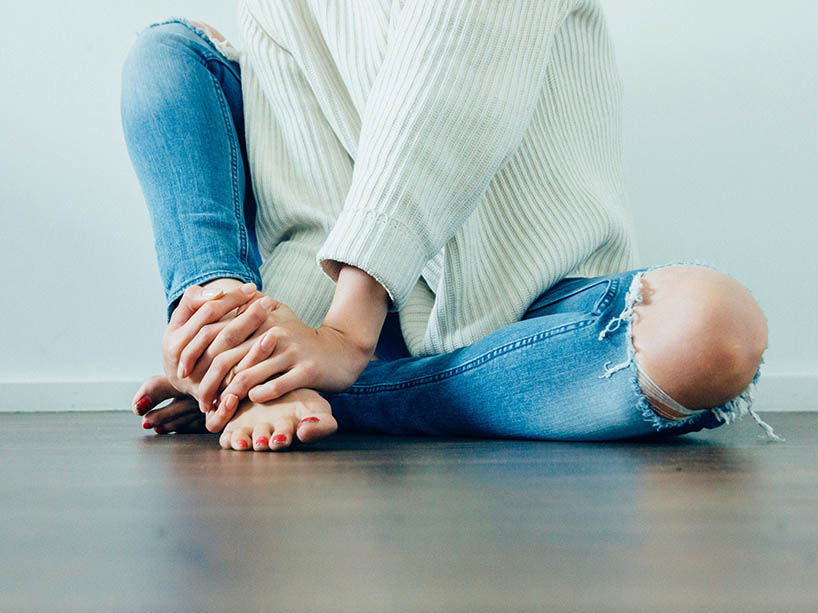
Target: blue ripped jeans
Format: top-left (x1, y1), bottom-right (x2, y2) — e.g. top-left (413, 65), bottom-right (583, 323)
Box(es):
top-left (120, 19), bottom-right (262, 320)
top-left (120, 19), bottom-right (768, 441)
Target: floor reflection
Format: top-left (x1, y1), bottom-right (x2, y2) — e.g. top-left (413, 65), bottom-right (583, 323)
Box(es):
top-left (133, 431), bottom-right (765, 608)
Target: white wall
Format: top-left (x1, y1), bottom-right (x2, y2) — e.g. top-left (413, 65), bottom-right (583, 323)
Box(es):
top-left (0, 1), bottom-right (239, 393)
top-left (1, 1), bottom-right (815, 410)
top-left (606, 0), bottom-right (818, 378)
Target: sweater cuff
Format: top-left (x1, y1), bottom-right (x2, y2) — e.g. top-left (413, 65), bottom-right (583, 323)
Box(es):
top-left (317, 209), bottom-right (430, 312)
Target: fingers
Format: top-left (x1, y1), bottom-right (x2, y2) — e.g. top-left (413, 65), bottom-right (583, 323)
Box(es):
top-left (165, 283), bottom-right (257, 364)
top-left (196, 338), bottom-right (257, 413)
top-left (205, 357), bottom-right (291, 433)
top-left (168, 284), bottom-right (225, 330)
top-left (176, 321), bottom-right (228, 379)
top-left (219, 354), bottom-right (291, 411)
top-left (248, 366), bottom-right (311, 404)
top-left (176, 293), bottom-right (274, 380)
top-left (201, 296), bottom-right (279, 369)
top-left (233, 288), bottom-right (268, 317)
top-left (205, 391), bottom-right (238, 432)
top-left (205, 408), bottom-right (227, 433)
top-left (163, 412), bottom-right (206, 434)
top-left (233, 327), bottom-right (278, 373)
top-left (131, 374), bottom-right (180, 415)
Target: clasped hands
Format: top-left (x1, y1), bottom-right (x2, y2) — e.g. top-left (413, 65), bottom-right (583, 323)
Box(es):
top-left (161, 279), bottom-right (376, 432)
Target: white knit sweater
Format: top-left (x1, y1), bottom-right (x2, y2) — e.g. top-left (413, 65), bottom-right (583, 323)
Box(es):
top-left (235, 0), bottom-right (637, 357)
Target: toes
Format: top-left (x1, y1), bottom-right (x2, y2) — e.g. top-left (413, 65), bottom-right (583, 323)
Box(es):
top-left (132, 375), bottom-right (179, 415)
top-left (205, 410), bottom-right (223, 433)
top-left (219, 429), bottom-right (232, 449)
top-left (269, 419), bottom-right (296, 451)
top-left (252, 423), bottom-right (273, 451)
top-left (292, 392), bottom-right (338, 443)
top-left (230, 427), bottom-right (253, 451)
top-left (142, 397), bottom-right (198, 430)
top-left (163, 413), bottom-right (205, 434)
top-left (214, 390), bottom-right (337, 452)
top-left (295, 414), bottom-right (338, 443)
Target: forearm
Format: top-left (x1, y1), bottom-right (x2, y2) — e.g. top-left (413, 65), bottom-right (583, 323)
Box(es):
top-left (321, 265), bottom-right (389, 357)
top-left (317, 1), bottom-right (568, 312)
top-left (206, 266), bottom-right (389, 408)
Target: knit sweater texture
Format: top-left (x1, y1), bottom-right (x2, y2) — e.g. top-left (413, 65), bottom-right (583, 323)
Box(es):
top-left (234, 0), bottom-right (638, 357)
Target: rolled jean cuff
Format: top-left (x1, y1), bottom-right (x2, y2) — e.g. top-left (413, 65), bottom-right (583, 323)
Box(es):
top-left (165, 268), bottom-right (262, 322)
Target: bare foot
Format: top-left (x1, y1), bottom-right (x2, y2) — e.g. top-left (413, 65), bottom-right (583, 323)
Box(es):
top-left (132, 375), bottom-right (206, 434)
top-left (214, 389), bottom-right (337, 452)
top-left (143, 397), bottom-right (207, 434)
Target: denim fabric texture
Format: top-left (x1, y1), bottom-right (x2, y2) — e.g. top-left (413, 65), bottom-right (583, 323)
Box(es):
top-left (121, 19), bottom-right (262, 321)
top-left (121, 19), bottom-right (770, 441)
top-left (333, 268), bottom-right (746, 440)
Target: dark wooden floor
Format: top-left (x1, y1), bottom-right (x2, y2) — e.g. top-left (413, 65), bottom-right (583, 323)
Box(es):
top-left (0, 412), bottom-right (815, 612)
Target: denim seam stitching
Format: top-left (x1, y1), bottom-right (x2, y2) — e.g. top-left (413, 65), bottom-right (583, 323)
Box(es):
top-left (591, 278), bottom-right (618, 315)
top-left (151, 19), bottom-right (256, 283)
top-left (343, 318), bottom-right (595, 395)
top-left (526, 277), bottom-right (619, 319)
top-left (206, 69), bottom-right (251, 272)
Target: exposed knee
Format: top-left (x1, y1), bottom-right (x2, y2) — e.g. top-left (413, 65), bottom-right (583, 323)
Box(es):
top-left (122, 19), bottom-right (233, 88)
top-left (631, 265), bottom-right (767, 414)
top-left (190, 20), bottom-right (232, 47)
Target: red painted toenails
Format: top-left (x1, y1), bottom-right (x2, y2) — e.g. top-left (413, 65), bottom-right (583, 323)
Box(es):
top-left (134, 396), bottom-right (153, 414)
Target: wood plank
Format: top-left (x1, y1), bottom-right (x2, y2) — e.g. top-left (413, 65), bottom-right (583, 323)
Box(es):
top-left (0, 411), bottom-right (814, 612)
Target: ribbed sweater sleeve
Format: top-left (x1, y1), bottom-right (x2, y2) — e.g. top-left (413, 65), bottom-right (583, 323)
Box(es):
top-left (317, 0), bottom-right (575, 310)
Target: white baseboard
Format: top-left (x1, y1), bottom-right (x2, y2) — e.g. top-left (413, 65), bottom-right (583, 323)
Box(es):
top-left (0, 380), bottom-right (144, 412)
top-left (0, 374), bottom-right (815, 413)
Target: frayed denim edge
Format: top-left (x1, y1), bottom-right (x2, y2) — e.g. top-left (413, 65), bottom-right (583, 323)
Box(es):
top-left (598, 259), bottom-right (784, 443)
top-left (146, 17), bottom-right (242, 62)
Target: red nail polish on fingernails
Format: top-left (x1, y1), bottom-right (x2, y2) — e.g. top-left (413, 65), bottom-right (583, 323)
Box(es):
top-left (256, 437), bottom-right (269, 446)
top-left (134, 396), bottom-right (153, 414)
top-left (142, 421), bottom-right (152, 430)
top-left (237, 439), bottom-right (249, 448)
top-left (299, 417), bottom-right (320, 426)
top-left (272, 434), bottom-right (287, 443)
top-left (154, 426), bottom-right (165, 434)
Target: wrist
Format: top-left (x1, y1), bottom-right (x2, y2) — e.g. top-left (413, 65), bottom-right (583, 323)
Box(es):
top-left (322, 265), bottom-right (388, 355)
